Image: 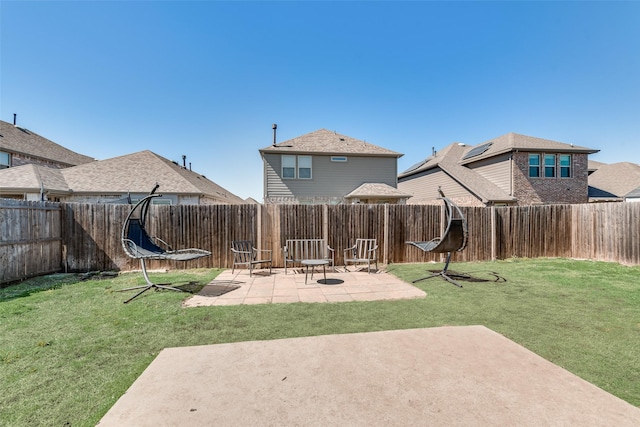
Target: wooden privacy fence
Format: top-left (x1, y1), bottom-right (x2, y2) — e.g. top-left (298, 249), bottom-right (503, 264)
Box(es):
top-left (1, 200), bottom-right (639, 283)
top-left (0, 200), bottom-right (62, 284)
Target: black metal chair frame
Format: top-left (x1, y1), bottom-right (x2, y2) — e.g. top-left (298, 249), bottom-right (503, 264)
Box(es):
top-left (119, 185), bottom-right (211, 303)
top-left (406, 190), bottom-right (468, 287)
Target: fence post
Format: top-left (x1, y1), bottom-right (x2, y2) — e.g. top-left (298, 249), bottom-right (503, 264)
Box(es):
top-left (323, 204), bottom-right (329, 244)
top-left (257, 203), bottom-right (262, 251)
top-left (383, 203), bottom-right (389, 265)
top-left (491, 206), bottom-right (496, 261)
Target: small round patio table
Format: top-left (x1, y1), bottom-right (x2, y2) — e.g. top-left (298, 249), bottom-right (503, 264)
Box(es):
top-left (301, 259), bottom-right (329, 285)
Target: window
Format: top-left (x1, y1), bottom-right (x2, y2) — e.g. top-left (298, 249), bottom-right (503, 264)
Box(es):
top-left (0, 151), bottom-right (10, 169)
top-left (528, 154), bottom-right (540, 177)
top-left (544, 154), bottom-right (556, 178)
top-left (282, 155), bottom-right (296, 179)
top-left (331, 156), bottom-right (347, 162)
top-left (298, 156), bottom-right (312, 179)
top-left (560, 155), bottom-right (571, 178)
top-left (281, 155), bottom-right (312, 179)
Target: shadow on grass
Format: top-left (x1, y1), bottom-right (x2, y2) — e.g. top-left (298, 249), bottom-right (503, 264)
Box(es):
top-left (0, 273), bottom-right (81, 302)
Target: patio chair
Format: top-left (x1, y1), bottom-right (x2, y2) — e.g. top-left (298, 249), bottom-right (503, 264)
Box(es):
top-left (231, 240), bottom-right (272, 276)
top-left (119, 185), bottom-right (211, 303)
top-left (406, 189), bottom-right (468, 287)
top-left (344, 238), bottom-right (378, 273)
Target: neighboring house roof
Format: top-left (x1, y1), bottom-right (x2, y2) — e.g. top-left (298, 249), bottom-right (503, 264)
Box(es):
top-left (0, 150), bottom-right (245, 204)
top-left (399, 142), bottom-right (516, 204)
top-left (458, 132), bottom-right (598, 166)
top-left (626, 186), bottom-right (640, 199)
top-left (0, 164), bottom-right (70, 195)
top-left (0, 120), bottom-right (95, 166)
top-left (344, 183), bottom-right (412, 200)
top-left (588, 162), bottom-right (640, 200)
top-left (62, 150), bottom-right (245, 203)
top-left (259, 129), bottom-right (403, 158)
top-left (588, 159), bottom-right (607, 173)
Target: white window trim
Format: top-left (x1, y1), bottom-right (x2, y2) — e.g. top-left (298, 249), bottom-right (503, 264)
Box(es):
top-left (282, 155), bottom-right (296, 179)
top-left (298, 155), bottom-right (312, 180)
top-left (281, 155), bottom-right (312, 179)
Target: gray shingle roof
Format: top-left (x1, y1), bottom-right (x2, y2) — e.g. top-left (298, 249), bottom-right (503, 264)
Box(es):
top-left (344, 183), bottom-right (412, 199)
top-left (62, 150), bottom-right (245, 203)
top-left (459, 132), bottom-right (598, 165)
top-left (0, 150), bottom-right (245, 203)
top-left (259, 129), bottom-right (402, 157)
top-left (0, 164), bottom-right (70, 194)
top-left (0, 120), bottom-right (95, 166)
top-left (588, 162), bottom-right (640, 198)
top-left (399, 142), bottom-right (516, 203)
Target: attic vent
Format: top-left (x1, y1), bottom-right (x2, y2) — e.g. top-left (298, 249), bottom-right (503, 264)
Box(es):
top-left (462, 142), bottom-right (493, 160)
top-left (339, 138), bottom-right (345, 141)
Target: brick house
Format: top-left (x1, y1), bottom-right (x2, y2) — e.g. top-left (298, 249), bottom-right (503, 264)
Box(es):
top-left (398, 133), bottom-right (599, 206)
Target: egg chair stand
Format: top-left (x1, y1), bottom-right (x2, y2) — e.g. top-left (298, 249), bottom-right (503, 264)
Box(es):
top-left (119, 185), bottom-right (211, 303)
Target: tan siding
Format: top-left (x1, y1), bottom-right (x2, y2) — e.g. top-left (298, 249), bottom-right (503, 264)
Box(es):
top-left (468, 154), bottom-right (512, 194)
top-left (263, 153), bottom-right (397, 201)
top-left (398, 168), bottom-right (473, 204)
top-left (263, 154), bottom-right (293, 197)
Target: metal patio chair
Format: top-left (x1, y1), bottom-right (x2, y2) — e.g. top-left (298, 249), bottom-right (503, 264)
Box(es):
top-left (230, 240), bottom-right (272, 276)
top-left (344, 238), bottom-right (378, 273)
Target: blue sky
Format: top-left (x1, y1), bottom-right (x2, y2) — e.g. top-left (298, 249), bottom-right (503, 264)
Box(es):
top-left (2, 1), bottom-right (639, 201)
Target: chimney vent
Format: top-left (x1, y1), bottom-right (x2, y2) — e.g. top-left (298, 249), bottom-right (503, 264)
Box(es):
top-left (182, 155), bottom-right (186, 168)
top-left (272, 123), bottom-right (277, 146)
top-left (13, 114), bottom-right (17, 126)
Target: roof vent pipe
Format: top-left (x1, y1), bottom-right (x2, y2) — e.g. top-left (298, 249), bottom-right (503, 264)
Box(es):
top-left (13, 113), bottom-right (17, 126)
top-left (272, 123), bottom-right (277, 146)
top-left (182, 155), bottom-right (186, 168)
top-left (432, 147), bottom-right (436, 156)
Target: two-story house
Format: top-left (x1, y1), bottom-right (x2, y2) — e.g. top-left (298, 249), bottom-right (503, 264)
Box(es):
top-left (259, 129), bottom-right (409, 204)
top-left (398, 132), bottom-right (599, 206)
top-left (1, 119), bottom-right (95, 170)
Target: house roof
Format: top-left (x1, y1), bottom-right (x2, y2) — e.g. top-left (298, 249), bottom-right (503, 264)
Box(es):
top-left (0, 120), bottom-right (95, 167)
top-left (0, 150), bottom-right (245, 204)
top-left (344, 183), bottom-right (412, 200)
top-left (259, 129), bottom-right (403, 158)
top-left (399, 142), bottom-right (516, 204)
top-left (588, 159), bottom-right (607, 173)
top-left (588, 162), bottom-right (640, 199)
top-left (459, 132), bottom-right (598, 166)
top-left (0, 164), bottom-right (70, 195)
top-left (62, 150), bottom-right (245, 203)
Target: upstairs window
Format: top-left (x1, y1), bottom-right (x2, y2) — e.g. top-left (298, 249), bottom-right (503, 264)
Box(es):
top-left (281, 155), bottom-right (312, 179)
top-left (544, 154), bottom-right (556, 178)
top-left (298, 156), bottom-right (312, 179)
top-left (528, 154), bottom-right (540, 177)
top-left (0, 151), bottom-right (10, 169)
top-left (560, 155), bottom-right (571, 178)
top-left (282, 155), bottom-right (296, 179)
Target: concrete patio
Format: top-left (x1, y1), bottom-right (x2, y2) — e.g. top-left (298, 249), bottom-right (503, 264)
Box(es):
top-left (98, 326), bottom-right (640, 426)
top-left (182, 266), bottom-right (426, 307)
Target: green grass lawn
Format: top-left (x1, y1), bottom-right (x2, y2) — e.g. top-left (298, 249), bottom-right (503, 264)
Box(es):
top-left (1, 259), bottom-right (639, 426)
